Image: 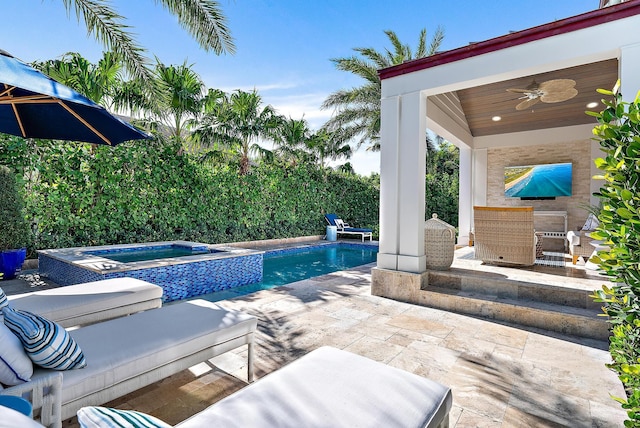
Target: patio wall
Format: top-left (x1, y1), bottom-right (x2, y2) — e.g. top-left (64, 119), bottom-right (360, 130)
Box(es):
top-left (484, 139), bottom-right (594, 251)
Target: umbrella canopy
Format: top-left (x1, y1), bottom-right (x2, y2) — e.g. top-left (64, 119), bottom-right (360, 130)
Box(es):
top-left (0, 50), bottom-right (150, 145)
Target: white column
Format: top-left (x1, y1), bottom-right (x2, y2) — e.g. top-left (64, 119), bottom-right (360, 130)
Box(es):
top-left (377, 95), bottom-right (400, 270)
top-left (397, 91), bottom-right (427, 273)
top-left (457, 145), bottom-right (472, 245)
top-left (472, 148), bottom-right (488, 207)
top-left (377, 91), bottom-right (427, 273)
top-left (620, 43), bottom-right (640, 103)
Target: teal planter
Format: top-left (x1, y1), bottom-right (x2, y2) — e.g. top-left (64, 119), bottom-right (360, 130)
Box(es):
top-left (0, 248), bottom-right (26, 280)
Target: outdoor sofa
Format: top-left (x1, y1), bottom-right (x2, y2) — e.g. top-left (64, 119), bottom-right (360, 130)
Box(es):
top-left (325, 213), bottom-right (373, 242)
top-left (1, 299), bottom-right (257, 428)
top-left (6, 277), bottom-right (163, 328)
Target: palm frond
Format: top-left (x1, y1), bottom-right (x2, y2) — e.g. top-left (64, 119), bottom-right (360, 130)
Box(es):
top-left (63, 0), bottom-right (151, 83)
top-left (330, 56), bottom-right (379, 84)
top-left (156, 0), bottom-right (235, 55)
top-left (427, 26), bottom-right (445, 56)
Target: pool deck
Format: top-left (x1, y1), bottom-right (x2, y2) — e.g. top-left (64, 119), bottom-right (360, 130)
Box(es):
top-left (2, 241), bottom-right (627, 427)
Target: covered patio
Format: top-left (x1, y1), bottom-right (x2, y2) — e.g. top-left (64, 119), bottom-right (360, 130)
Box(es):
top-left (372, 2), bottom-right (640, 287)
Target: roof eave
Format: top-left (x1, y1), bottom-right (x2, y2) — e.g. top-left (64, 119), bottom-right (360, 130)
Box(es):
top-left (379, 1), bottom-right (640, 80)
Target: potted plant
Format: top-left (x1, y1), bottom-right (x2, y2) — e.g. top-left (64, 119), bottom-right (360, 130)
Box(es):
top-left (0, 165), bottom-right (30, 280)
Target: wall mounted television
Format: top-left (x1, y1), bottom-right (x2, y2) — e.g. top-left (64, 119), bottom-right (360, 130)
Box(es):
top-left (504, 162), bottom-right (572, 200)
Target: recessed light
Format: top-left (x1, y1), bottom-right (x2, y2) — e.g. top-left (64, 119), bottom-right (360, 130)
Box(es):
top-left (492, 116), bottom-right (502, 122)
top-left (586, 102), bottom-right (599, 109)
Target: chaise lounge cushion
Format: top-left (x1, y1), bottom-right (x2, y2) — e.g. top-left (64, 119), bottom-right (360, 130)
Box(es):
top-left (177, 346), bottom-right (452, 428)
top-left (41, 299), bottom-right (256, 418)
top-left (8, 278), bottom-right (163, 328)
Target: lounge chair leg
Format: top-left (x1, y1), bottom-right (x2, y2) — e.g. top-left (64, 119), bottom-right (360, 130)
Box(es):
top-left (247, 338), bottom-right (254, 383)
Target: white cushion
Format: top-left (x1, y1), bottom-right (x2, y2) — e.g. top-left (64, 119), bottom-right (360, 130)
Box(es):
top-left (177, 346), bottom-right (452, 428)
top-left (0, 405), bottom-right (44, 428)
top-left (77, 406), bottom-right (171, 428)
top-left (0, 323), bottom-right (33, 385)
top-left (567, 230), bottom-right (580, 246)
top-left (582, 213), bottom-right (599, 231)
top-left (9, 278), bottom-right (162, 325)
top-left (3, 307), bottom-right (86, 370)
top-left (56, 300), bottom-right (256, 406)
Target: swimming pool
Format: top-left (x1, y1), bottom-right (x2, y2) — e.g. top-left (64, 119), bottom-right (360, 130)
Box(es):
top-left (194, 242), bottom-right (378, 302)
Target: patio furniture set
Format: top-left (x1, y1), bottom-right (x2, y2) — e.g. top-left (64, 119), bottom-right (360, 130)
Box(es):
top-left (472, 206), bottom-right (601, 268)
top-left (0, 277), bottom-right (452, 427)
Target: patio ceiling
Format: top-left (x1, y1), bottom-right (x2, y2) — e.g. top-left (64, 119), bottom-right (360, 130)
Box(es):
top-left (445, 59), bottom-right (618, 137)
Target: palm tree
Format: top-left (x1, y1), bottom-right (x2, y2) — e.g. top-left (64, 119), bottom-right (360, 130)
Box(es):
top-left (36, 51), bottom-right (123, 106)
top-left (153, 61), bottom-right (205, 145)
top-left (321, 27), bottom-right (444, 152)
top-left (192, 89), bottom-right (281, 174)
top-left (272, 117), bottom-right (312, 165)
top-left (305, 129), bottom-right (352, 170)
top-left (57, 0), bottom-right (234, 84)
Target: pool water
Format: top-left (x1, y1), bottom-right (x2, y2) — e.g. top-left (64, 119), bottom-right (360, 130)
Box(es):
top-left (87, 246), bottom-right (221, 263)
top-left (196, 244), bottom-right (378, 302)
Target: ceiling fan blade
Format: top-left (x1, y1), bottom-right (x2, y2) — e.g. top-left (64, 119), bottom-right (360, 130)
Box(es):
top-left (516, 98), bottom-right (540, 110)
top-left (538, 79), bottom-right (576, 93)
top-left (540, 88), bottom-right (578, 103)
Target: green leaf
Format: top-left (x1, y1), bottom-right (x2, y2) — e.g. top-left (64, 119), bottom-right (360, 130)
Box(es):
top-left (617, 207), bottom-right (635, 219)
top-left (597, 88), bottom-right (615, 96)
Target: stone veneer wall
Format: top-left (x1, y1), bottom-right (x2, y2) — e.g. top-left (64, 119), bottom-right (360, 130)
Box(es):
top-left (486, 140), bottom-right (592, 251)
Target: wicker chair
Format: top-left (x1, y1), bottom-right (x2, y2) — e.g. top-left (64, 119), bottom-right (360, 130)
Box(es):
top-left (473, 206), bottom-right (536, 267)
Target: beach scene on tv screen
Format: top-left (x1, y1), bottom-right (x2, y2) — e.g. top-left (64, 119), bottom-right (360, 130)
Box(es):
top-left (504, 162), bottom-right (572, 198)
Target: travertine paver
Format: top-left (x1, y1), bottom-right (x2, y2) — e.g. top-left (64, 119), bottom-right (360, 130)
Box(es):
top-left (7, 261), bottom-right (626, 427)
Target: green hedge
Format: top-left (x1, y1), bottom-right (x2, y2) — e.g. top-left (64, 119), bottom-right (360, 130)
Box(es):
top-left (0, 137), bottom-right (380, 252)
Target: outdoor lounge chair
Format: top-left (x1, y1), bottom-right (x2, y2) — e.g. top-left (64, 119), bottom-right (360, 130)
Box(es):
top-left (1, 299), bottom-right (257, 427)
top-left (177, 346), bottom-right (452, 427)
top-left (473, 206), bottom-right (537, 267)
top-left (7, 278), bottom-right (163, 328)
top-left (325, 213), bottom-right (373, 242)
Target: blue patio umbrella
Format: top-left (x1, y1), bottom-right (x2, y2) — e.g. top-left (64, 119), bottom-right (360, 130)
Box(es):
top-left (0, 50), bottom-right (150, 145)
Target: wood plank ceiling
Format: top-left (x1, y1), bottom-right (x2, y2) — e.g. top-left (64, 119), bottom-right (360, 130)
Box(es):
top-left (455, 59), bottom-right (618, 136)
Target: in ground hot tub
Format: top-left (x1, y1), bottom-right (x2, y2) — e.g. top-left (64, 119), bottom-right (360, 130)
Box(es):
top-left (38, 241), bottom-right (263, 302)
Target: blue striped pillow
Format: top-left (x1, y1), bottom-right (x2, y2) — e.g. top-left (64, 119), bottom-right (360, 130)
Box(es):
top-left (0, 286), bottom-right (8, 311)
top-left (77, 407), bottom-right (172, 428)
top-left (3, 307), bottom-right (86, 370)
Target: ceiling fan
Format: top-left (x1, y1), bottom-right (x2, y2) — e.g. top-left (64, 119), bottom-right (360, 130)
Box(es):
top-left (506, 79), bottom-right (578, 110)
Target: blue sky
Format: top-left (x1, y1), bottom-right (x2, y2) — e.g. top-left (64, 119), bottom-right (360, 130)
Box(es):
top-left (1, 0), bottom-right (596, 174)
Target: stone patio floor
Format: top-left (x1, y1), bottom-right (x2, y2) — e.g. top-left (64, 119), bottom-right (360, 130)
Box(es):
top-left (4, 245), bottom-right (627, 427)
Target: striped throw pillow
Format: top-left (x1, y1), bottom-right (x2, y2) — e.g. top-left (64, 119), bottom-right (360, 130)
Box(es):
top-left (3, 307), bottom-right (86, 370)
top-left (0, 286), bottom-right (8, 311)
top-left (77, 407), bottom-right (172, 428)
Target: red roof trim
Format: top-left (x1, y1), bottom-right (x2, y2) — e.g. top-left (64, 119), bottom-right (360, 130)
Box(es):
top-left (379, 1), bottom-right (640, 80)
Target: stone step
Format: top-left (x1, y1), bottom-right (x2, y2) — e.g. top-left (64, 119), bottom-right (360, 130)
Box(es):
top-left (427, 268), bottom-right (600, 310)
top-left (421, 285), bottom-right (608, 340)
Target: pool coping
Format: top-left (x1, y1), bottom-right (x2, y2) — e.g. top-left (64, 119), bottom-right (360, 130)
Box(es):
top-left (37, 240), bottom-right (263, 274)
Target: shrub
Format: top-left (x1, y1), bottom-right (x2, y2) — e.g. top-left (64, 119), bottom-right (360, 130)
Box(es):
top-left (589, 83), bottom-right (640, 427)
top-left (0, 165), bottom-right (31, 251)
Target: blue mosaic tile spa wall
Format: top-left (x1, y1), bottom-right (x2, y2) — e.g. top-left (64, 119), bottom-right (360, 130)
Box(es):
top-left (39, 253), bottom-right (263, 302)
